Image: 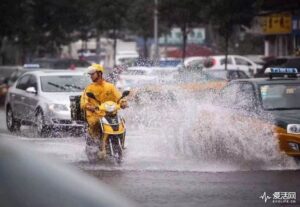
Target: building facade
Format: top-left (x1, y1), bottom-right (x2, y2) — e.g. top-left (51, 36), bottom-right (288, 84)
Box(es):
top-left (260, 0), bottom-right (300, 56)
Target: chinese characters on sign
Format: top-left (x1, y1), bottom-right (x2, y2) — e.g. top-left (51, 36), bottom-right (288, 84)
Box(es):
top-left (259, 192), bottom-right (296, 204)
top-left (261, 13), bottom-right (292, 34)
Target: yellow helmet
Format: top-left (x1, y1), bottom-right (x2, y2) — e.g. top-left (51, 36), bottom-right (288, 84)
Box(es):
top-left (87, 64), bottom-right (105, 74)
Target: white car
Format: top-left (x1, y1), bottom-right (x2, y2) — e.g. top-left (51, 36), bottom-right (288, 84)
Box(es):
top-left (183, 56), bottom-right (205, 67)
top-left (115, 51), bottom-right (139, 66)
top-left (5, 70), bottom-right (91, 136)
top-left (203, 55), bottom-right (262, 76)
top-left (116, 66), bottom-right (158, 90)
top-left (116, 66), bottom-right (179, 90)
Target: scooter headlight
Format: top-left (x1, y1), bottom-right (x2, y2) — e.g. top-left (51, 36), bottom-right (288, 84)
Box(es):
top-left (287, 124), bottom-right (300, 134)
top-left (104, 103), bottom-right (116, 113)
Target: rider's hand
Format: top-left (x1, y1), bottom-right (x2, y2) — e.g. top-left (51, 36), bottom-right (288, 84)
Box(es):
top-left (86, 105), bottom-right (98, 112)
top-left (120, 99), bottom-right (128, 109)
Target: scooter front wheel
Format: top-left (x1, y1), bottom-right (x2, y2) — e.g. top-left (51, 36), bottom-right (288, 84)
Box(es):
top-left (109, 135), bottom-right (123, 164)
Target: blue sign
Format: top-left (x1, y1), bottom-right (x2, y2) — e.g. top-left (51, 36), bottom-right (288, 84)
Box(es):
top-left (23, 64), bottom-right (40, 68)
top-left (270, 67), bottom-right (298, 74)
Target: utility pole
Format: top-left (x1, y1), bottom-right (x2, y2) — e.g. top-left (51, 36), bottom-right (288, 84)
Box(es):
top-left (154, 0), bottom-right (159, 61)
top-left (96, 29), bottom-right (101, 64)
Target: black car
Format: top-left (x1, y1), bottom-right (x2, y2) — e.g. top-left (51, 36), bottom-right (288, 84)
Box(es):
top-left (255, 56), bottom-right (300, 77)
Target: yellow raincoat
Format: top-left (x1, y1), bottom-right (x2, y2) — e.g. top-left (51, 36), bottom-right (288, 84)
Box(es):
top-left (80, 80), bottom-right (121, 139)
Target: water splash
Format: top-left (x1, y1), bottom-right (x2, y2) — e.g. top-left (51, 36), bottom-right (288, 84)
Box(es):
top-left (124, 86), bottom-right (299, 171)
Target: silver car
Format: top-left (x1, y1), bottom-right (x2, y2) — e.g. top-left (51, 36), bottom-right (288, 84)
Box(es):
top-left (5, 70), bottom-right (91, 136)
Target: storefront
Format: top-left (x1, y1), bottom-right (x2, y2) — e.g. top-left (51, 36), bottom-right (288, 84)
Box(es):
top-left (261, 12), bottom-right (292, 56)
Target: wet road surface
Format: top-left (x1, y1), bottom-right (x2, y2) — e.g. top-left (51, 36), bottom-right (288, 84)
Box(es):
top-left (85, 169), bottom-right (300, 207)
top-left (1, 107), bottom-right (300, 207)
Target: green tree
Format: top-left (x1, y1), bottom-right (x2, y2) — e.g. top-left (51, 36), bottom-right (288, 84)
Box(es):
top-left (31, 0), bottom-right (88, 57)
top-left (159, 0), bottom-right (206, 61)
top-left (1, 0), bottom-right (90, 63)
top-left (0, 0), bottom-right (35, 64)
top-left (206, 0), bottom-right (262, 69)
top-left (89, 0), bottom-right (130, 66)
top-left (126, 0), bottom-right (154, 58)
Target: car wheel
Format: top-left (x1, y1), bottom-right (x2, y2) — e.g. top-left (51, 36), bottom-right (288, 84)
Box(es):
top-left (6, 106), bottom-right (21, 132)
top-left (36, 110), bottom-right (49, 137)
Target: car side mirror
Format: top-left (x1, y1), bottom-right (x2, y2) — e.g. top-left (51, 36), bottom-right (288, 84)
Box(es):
top-left (26, 87), bottom-right (37, 94)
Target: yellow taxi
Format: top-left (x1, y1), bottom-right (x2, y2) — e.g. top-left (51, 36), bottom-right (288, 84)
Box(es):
top-left (217, 67), bottom-right (300, 158)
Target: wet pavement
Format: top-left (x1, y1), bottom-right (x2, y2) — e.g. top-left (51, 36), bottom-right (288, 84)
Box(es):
top-left (1, 105), bottom-right (300, 207)
top-left (85, 169), bottom-right (300, 207)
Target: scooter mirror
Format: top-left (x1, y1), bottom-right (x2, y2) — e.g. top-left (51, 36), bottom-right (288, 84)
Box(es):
top-left (86, 92), bottom-right (96, 100)
top-left (122, 90), bottom-right (130, 97)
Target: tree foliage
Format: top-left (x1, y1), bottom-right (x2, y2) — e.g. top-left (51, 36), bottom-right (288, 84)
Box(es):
top-left (159, 0), bottom-right (208, 59)
top-left (192, 0), bottom-right (263, 69)
top-left (125, 0), bottom-right (155, 58)
top-left (0, 0), bottom-right (263, 64)
top-left (205, 0), bottom-right (262, 52)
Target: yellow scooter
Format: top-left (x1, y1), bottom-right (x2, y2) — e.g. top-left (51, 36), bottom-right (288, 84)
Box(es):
top-left (86, 90), bottom-right (129, 163)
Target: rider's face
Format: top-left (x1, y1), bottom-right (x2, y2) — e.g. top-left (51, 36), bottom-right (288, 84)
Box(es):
top-left (89, 72), bottom-right (102, 82)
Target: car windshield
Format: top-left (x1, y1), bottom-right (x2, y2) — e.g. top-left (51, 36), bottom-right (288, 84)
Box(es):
top-left (40, 75), bottom-right (91, 92)
top-left (8, 71), bottom-right (27, 86)
top-left (260, 83), bottom-right (300, 110)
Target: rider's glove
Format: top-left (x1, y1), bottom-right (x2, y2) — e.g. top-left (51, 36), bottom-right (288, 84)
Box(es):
top-left (86, 104), bottom-right (99, 112)
top-left (119, 99), bottom-right (128, 109)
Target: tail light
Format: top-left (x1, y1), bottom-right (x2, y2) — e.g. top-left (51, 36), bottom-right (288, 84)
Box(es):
top-left (0, 85), bottom-right (9, 95)
top-left (69, 64), bottom-right (76, 70)
top-left (204, 58), bottom-right (216, 68)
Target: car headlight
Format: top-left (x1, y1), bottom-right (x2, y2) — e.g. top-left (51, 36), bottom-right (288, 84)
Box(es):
top-left (287, 124), bottom-right (300, 134)
top-left (49, 104), bottom-right (69, 112)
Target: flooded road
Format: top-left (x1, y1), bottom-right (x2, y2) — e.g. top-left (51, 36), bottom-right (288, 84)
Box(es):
top-left (1, 95), bottom-right (300, 207)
